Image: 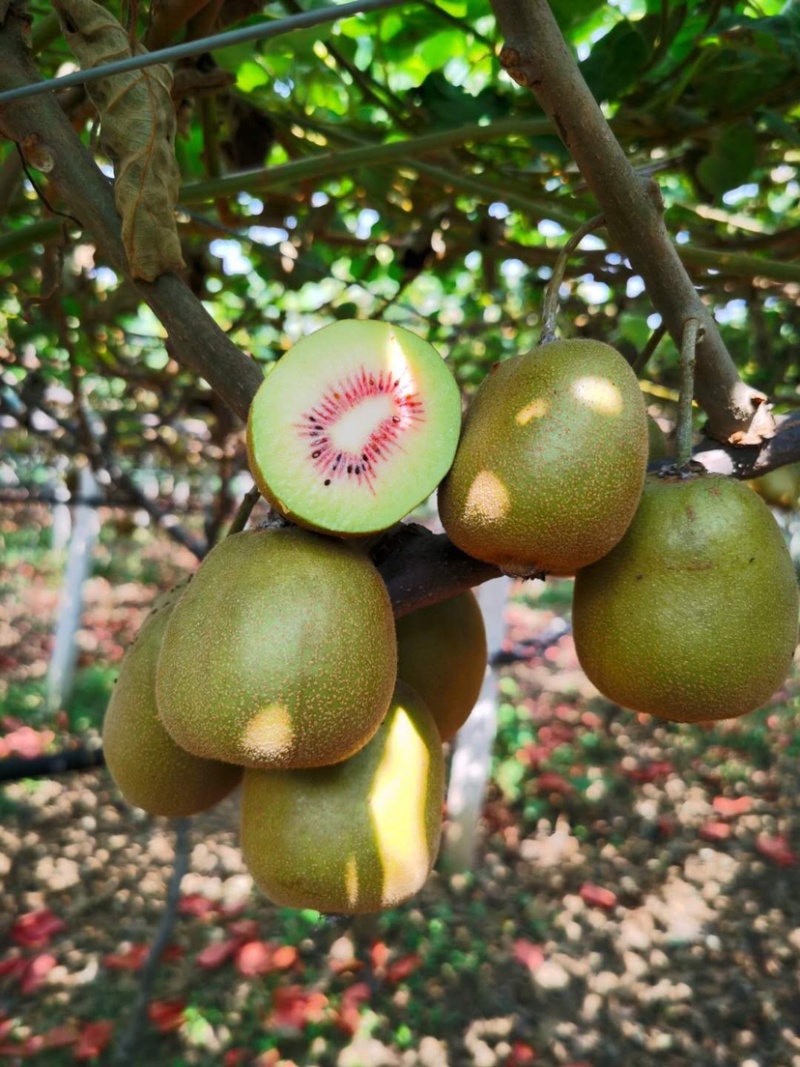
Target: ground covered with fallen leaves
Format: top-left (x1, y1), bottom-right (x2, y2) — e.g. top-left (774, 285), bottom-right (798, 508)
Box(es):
top-left (2, 505), bottom-right (800, 1067)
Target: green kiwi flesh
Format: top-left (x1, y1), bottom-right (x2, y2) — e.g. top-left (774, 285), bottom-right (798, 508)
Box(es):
top-left (438, 338), bottom-right (649, 576)
top-left (396, 590), bottom-right (488, 741)
top-left (156, 527), bottom-right (397, 769)
top-left (103, 581), bottom-right (243, 817)
top-left (573, 473), bottom-right (799, 723)
top-left (247, 319), bottom-right (462, 535)
top-left (240, 682), bottom-right (444, 914)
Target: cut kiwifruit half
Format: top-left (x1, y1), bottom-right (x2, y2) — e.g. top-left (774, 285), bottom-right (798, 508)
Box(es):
top-left (247, 319), bottom-right (462, 535)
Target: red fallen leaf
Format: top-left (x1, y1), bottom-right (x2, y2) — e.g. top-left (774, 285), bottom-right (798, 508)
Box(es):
top-left (268, 986), bottom-right (328, 1034)
top-left (37, 1024), bottom-right (80, 1049)
top-left (223, 1050), bottom-right (247, 1066)
top-left (0, 954), bottom-right (28, 980)
top-left (385, 953), bottom-right (421, 983)
top-left (178, 894), bottom-right (218, 919)
top-left (251, 1051), bottom-right (281, 1067)
top-left (755, 833), bottom-right (797, 867)
top-left (74, 1020), bottom-right (114, 1060)
top-left (699, 821), bottom-right (731, 843)
top-left (534, 772), bottom-right (574, 795)
top-left (20, 954), bottom-right (57, 995)
top-left (369, 940), bottom-right (390, 977)
top-left (104, 944), bottom-right (149, 971)
top-left (235, 941), bottom-right (276, 977)
top-left (11, 909), bottom-right (66, 949)
top-left (580, 710), bottom-right (602, 730)
top-left (517, 744), bottom-right (551, 768)
top-left (656, 815), bottom-right (676, 839)
top-left (713, 796), bottom-right (752, 818)
top-left (227, 919), bottom-right (260, 942)
top-left (0, 1044), bottom-right (28, 1059)
top-left (0, 1021), bottom-right (14, 1043)
top-left (104, 943), bottom-right (181, 970)
top-left (272, 945), bottom-right (298, 970)
top-left (623, 760), bottom-right (673, 783)
top-left (579, 883), bottom-right (617, 910)
top-left (513, 940), bottom-right (545, 974)
top-left (23, 1035), bottom-right (50, 1056)
top-left (196, 938), bottom-right (240, 971)
top-left (217, 899), bottom-right (248, 920)
top-left (508, 1041), bottom-right (537, 1065)
top-left (546, 715), bottom-right (577, 738)
top-left (3, 726), bottom-right (55, 758)
top-left (334, 981), bottom-right (371, 1036)
top-left (148, 1000), bottom-right (186, 1033)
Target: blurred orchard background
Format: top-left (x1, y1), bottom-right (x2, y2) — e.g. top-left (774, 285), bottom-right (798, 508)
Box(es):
top-left (2, 0), bottom-right (800, 1064)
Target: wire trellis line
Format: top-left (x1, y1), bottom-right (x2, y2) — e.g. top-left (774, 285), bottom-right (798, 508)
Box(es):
top-left (0, 0), bottom-right (411, 106)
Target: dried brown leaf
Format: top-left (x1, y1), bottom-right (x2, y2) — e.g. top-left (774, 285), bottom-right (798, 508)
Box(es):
top-left (55, 0), bottom-right (185, 281)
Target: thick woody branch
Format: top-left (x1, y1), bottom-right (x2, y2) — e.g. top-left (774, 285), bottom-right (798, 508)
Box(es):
top-left (0, 4), bottom-right (263, 423)
top-left (489, 0), bottom-right (768, 444)
top-left (371, 524), bottom-right (503, 617)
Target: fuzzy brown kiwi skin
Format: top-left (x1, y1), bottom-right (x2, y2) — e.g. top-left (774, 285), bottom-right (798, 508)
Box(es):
top-left (572, 473), bottom-right (800, 723)
top-left (438, 339), bottom-right (649, 577)
top-left (156, 527), bottom-right (398, 770)
top-left (103, 581), bottom-right (242, 818)
top-left (240, 681), bottom-right (444, 915)
top-left (396, 591), bottom-right (488, 741)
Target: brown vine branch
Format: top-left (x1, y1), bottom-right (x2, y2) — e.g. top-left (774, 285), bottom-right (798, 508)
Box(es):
top-left (489, 0), bottom-right (769, 445)
top-left (539, 212), bottom-right (605, 344)
top-left (0, 3), bottom-right (264, 422)
top-left (111, 818), bottom-right (192, 1065)
top-left (675, 317), bottom-right (701, 467)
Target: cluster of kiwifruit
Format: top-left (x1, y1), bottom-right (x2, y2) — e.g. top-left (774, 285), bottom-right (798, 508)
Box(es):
top-left (104, 318), bottom-right (799, 914)
top-left (104, 320), bottom-right (487, 915)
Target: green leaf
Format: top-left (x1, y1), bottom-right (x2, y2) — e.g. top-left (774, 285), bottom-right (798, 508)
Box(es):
top-left (696, 122), bottom-right (759, 198)
top-left (580, 19), bottom-right (654, 102)
top-left (412, 72), bottom-right (507, 130)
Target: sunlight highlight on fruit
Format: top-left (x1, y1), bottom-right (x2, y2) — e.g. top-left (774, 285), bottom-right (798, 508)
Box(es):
top-left (243, 704), bottom-right (294, 757)
top-left (370, 704), bottom-right (431, 895)
top-left (463, 469), bottom-right (511, 523)
top-left (571, 376), bottom-right (624, 415)
top-left (515, 397), bottom-right (550, 425)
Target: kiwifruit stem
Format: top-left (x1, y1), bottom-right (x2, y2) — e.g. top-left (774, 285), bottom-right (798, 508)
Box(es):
top-left (227, 485), bottom-right (261, 538)
top-left (675, 317), bottom-right (702, 468)
top-left (539, 213), bottom-right (605, 345)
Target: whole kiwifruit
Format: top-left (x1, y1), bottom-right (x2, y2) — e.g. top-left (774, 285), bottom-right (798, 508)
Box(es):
top-left (156, 527), bottom-right (397, 769)
top-left (438, 338), bottom-right (648, 576)
top-left (247, 319), bottom-right (463, 536)
top-left (396, 591), bottom-right (487, 741)
top-left (240, 682), bottom-right (444, 914)
top-left (103, 581), bottom-right (242, 817)
top-left (747, 463), bottom-right (800, 511)
top-left (572, 472), bottom-right (799, 723)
